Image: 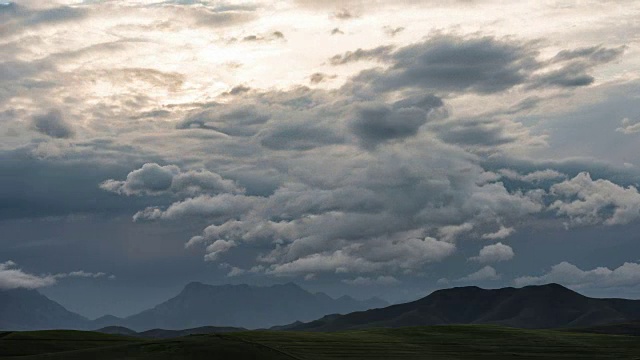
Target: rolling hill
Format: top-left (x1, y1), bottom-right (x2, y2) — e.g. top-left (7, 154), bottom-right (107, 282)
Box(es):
top-left (3, 326), bottom-right (640, 359)
top-left (283, 283), bottom-right (640, 331)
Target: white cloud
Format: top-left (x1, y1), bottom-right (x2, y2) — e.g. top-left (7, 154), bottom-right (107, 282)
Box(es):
top-left (616, 118), bottom-right (640, 134)
top-left (437, 223), bottom-right (474, 242)
top-left (549, 172), bottom-right (640, 226)
top-left (101, 163), bottom-right (243, 197)
top-left (481, 225), bottom-right (515, 240)
top-left (514, 261), bottom-right (640, 289)
top-left (0, 261), bottom-right (112, 290)
top-left (498, 169), bottom-right (566, 183)
top-left (457, 266), bottom-right (501, 282)
top-left (203, 240), bottom-right (236, 261)
top-left (469, 242), bottom-right (514, 263)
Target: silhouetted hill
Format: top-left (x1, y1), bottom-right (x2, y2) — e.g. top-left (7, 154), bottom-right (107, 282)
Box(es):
top-left (114, 282), bottom-right (388, 331)
top-left (92, 315), bottom-right (124, 329)
top-left (0, 289), bottom-right (88, 330)
top-left (96, 326), bottom-right (138, 336)
top-left (284, 283), bottom-right (640, 331)
top-left (95, 325), bottom-right (244, 338)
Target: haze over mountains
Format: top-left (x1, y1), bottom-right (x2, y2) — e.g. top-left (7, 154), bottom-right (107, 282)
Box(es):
top-left (0, 282), bottom-right (387, 331)
top-left (3, 283), bottom-right (640, 333)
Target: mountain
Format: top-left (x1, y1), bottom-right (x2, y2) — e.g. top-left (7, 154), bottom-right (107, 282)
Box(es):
top-left (0, 288), bottom-right (89, 330)
top-left (115, 282), bottom-right (388, 331)
top-left (284, 283), bottom-right (640, 331)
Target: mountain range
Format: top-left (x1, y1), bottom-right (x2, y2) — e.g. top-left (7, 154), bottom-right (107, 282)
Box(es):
top-left (3, 283), bottom-right (640, 332)
top-left (282, 283), bottom-right (640, 331)
top-left (0, 282), bottom-right (387, 331)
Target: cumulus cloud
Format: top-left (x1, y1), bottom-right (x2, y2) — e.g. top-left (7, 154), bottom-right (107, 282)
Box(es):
top-left (31, 110), bottom-right (74, 139)
top-left (457, 266), bottom-right (501, 282)
top-left (549, 172), bottom-right (640, 226)
top-left (481, 225), bottom-right (515, 240)
top-left (100, 163), bottom-right (243, 197)
top-left (0, 260), bottom-right (56, 290)
top-left (514, 261), bottom-right (640, 289)
top-left (469, 242), bottom-right (514, 263)
top-left (0, 261), bottom-right (112, 290)
top-left (133, 194), bottom-right (257, 221)
top-left (616, 118), bottom-right (640, 134)
top-left (498, 169), bottom-right (566, 183)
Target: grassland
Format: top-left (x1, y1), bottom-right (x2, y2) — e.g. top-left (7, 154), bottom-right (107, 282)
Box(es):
top-left (2, 325), bottom-right (640, 359)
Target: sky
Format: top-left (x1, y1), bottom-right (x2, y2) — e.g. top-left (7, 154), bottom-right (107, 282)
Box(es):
top-left (1, 0), bottom-right (640, 319)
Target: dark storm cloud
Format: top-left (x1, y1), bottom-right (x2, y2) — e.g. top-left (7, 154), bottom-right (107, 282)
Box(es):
top-left (350, 35), bottom-right (540, 94)
top-left (349, 95), bottom-right (443, 149)
top-left (530, 63), bottom-right (595, 88)
top-left (259, 123), bottom-right (344, 150)
top-left (177, 105), bottom-right (271, 137)
top-left (551, 46), bottom-right (626, 64)
top-left (341, 36), bottom-right (624, 95)
top-left (436, 119), bottom-right (518, 147)
top-left (31, 110), bottom-right (74, 139)
top-left (349, 105), bottom-right (428, 148)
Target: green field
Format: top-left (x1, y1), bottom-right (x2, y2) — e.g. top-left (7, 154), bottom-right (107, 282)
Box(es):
top-left (2, 325), bottom-right (640, 359)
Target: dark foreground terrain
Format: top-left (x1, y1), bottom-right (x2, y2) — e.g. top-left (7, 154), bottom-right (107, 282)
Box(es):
top-left (2, 325), bottom-right (640, 360)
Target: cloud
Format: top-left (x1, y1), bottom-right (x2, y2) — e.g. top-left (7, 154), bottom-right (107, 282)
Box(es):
top-left (481, 225), bottom-right (515, 240)
top-left (348, 35), bottom-right (624, 94)
top-left (437, 222), bottom-right (473, 242)
top-left (0, 260), bottom-right (112, 290)
top-left (101, 163), bottom-right (243, 197)
top-left (133, 194), bottom-right (257, 221)
top-left (204, 240), bottom-right (236, 261)
top-left (332, 8), bottom-right (356, 20)
top-left (457, 266), bottom-right (501, 282)
top-left (329, 45), bottom-right (395, 65)
top-left (309, 72), bottom-right (336, 84)
top-left (549, 172), bottom-right (640, 226)
top-left (343, 275), bottom-right (399, 285)
top-left (259, 122), bottom-right (344, 150)
top-left (514, 261), bottom-right (640, 289)
top-left (352, 35), bottom-right (539, 94)
top-left (383, 26), bottom-right (404, 37)
top-left (616, 118), bottom-right (640, 134)
top-left (469, 242), bottom-right (514, 263)
top-left (31, 110), bottom-right (74, 139)
top-left (528, 46), bottom-right (625, 89)
top-left (0, 260), bottom-right (56, 290)
top-left (0, 3), bottom-right (88, 35)
top-left (349, 96), bottom-right (443, 149)
top-left (498, 169), bottom-right (566, 183)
